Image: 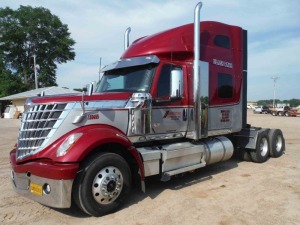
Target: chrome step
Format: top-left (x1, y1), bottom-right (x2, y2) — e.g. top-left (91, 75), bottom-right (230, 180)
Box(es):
top-left (161, 162), bottom-right (206, 181)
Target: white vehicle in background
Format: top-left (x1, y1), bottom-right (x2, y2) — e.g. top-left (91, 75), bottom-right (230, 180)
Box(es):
top-left (3, 105), bottom-right (17, 119)
top-left (253, 106), bottom-right (270, 114)
top-left (248, 105), bottom-right (256, 109)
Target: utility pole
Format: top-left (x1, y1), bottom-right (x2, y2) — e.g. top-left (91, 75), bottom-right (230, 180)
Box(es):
top-left (33, 54), bottom-right (38, 89)
top-left (271, 76), bottom-right (279, 109)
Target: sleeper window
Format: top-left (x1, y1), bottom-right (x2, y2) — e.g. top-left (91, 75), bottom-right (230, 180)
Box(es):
top-left (218, 73), bottom-right (233, 98)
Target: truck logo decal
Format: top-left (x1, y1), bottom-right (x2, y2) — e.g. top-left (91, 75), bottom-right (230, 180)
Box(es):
top-left (213, 59), bottom-right (233, 69)
top-left (87, 114), bottom-right (100, 120)
top-left (163, 111), bottom-right (181, 120)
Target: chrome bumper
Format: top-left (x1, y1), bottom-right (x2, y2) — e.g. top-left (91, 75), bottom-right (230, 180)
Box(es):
top-left (11, 170), bottom-right (73, 208)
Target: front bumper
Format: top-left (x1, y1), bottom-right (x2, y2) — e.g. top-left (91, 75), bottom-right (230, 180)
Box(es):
top-left (10, 151), bottom-right (79, 208)
top-left (11, 171), bottom-right (73, 208)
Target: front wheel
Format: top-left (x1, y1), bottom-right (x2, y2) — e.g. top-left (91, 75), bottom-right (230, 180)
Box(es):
top-left (73, 153), bottom-right (132, 217)
top-left (250, 132), bottom-right (270, 163)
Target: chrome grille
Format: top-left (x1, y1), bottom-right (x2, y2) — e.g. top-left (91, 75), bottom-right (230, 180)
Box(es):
top-left (17, 103), bottom-right (68, 160)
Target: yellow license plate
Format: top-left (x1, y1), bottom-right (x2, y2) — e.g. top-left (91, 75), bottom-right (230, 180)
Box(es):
top-left (30, 183), bottom-right (43, 196)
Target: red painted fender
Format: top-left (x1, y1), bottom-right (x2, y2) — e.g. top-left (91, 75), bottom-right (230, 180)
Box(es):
top-left (20, 124), bottom-right (145, 180)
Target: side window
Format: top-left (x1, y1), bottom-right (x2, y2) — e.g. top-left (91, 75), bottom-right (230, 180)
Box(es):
top-left (157, 64), bottom-right (172, 97)
top-left (218, 73), bottom-right (233, 98)
top-left (214, 35), bottom-right (230, 49)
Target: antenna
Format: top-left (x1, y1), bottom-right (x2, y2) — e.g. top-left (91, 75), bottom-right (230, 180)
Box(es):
top-left (98, 57), bottom-right (102, 81)
top-left (170, 38), bottom-right (173, 69)
top-left (271, 76), bottom-right (279, 109)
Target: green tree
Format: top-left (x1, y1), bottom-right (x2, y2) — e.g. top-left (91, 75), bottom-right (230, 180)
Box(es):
top-left (256, 99), bottom-right (300, 108)
top-left (0, 69), bottom-right (27, 98)
top-left (289, 99), bottom-right (300, 107)
top-left (257, 99), bottom-right (276, 107)
top-left (0, 5), bottom-right (75, 91)
top-left (0, 57), bottom-right (27, 98)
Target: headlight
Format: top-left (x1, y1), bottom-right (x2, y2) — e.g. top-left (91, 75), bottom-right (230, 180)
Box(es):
top-left (56, 133), bottom-right (83, 157)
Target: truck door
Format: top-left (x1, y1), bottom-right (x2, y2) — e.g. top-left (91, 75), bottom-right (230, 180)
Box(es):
top-left (151, 63), bottom-right (188, 136)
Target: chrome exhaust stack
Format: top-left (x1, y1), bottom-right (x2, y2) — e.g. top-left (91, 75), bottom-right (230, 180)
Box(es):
top-left (124, 27), bottom-right (131, 50)
top-left (193, 2), bottom-right (203, 141)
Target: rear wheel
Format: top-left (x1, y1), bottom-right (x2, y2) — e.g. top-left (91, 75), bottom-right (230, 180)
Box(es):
top-left (284, 112), bottom-right (290, 117)
top-left (269, 129), bottom-right (285, 158)
top-left (278, 111), bottom-right (284, 116)
top-left (250, 132), bottom-right (270, 163)
top-left (73, 153), bottom-right (131, 217)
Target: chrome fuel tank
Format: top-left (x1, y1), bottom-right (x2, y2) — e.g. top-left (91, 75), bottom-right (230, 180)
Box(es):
top-left (203, 136), bottom-right (234, 165)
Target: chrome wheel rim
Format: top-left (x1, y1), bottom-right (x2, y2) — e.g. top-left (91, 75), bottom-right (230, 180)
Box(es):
top-left (275, 135), bottom-right (283, 152)
top-left (260, 137), bottom-right (268, 157)
top-left (92, 166), bottom-right (123, 205)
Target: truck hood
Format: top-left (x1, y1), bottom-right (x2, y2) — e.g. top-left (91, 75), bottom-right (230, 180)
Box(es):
top-left (30, 92), bottom-right (133, 104)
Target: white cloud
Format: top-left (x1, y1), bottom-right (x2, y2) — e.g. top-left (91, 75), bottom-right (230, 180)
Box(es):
top-left (249, 35), bottom-right (300, 72)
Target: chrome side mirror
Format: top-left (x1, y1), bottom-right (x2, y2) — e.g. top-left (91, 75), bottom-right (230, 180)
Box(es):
top-left (84, 83), bottom-right (94, 96)
top-left (170, 69), bottom-right (183, 98)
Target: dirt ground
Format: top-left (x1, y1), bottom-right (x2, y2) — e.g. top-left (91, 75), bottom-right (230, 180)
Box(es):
top-left (0, 111), bottom-right (299, 225)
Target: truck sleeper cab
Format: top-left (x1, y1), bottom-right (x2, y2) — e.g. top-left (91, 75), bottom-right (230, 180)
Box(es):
top-left (10, 2), bottom-right (285, 217)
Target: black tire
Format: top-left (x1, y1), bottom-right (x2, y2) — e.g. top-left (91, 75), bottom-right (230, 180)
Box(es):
top-left (272, 111), bottom-right (277, 116)
top-left (250, 132), bottom-right (270, 163)
top-left (284, 112), bottom-right (290, 117)
top-left (73, 153), bottom-right (131, 217)
top-left (278, 112), bottom-right (284, 116)
top-left (269, 129), bottom-right (285, 158)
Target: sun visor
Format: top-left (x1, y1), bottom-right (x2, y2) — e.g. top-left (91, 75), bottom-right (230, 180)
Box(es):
top-left (102, 55), bottom-right (160, 72)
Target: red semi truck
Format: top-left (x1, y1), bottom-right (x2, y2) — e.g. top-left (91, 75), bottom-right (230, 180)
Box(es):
top-left (271, 106), bottom-right (300, 117)
top-left (10, 2), bottom-right (285, 217)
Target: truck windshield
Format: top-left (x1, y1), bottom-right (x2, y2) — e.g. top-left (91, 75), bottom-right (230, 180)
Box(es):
top-left (95, 64), bottom-right (156, 93)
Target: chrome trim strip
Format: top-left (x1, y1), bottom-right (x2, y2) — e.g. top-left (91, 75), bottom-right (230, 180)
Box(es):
top-left (208, 129), bottom-right (232, 136)
top-left (128, 132), bottom-right (185, 143)
top-left (72, 100), bottom-right (128, 110)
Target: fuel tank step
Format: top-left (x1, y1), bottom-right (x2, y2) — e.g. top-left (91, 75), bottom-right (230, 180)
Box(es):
top-left (161, 162), bottom-right (206, 182)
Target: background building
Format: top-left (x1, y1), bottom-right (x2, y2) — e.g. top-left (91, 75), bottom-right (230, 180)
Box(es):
top-left (0, 86), bottom-right (80, 118)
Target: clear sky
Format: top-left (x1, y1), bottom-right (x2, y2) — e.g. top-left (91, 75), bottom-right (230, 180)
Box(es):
top-left (1, 0), bottom-right (300, 101)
